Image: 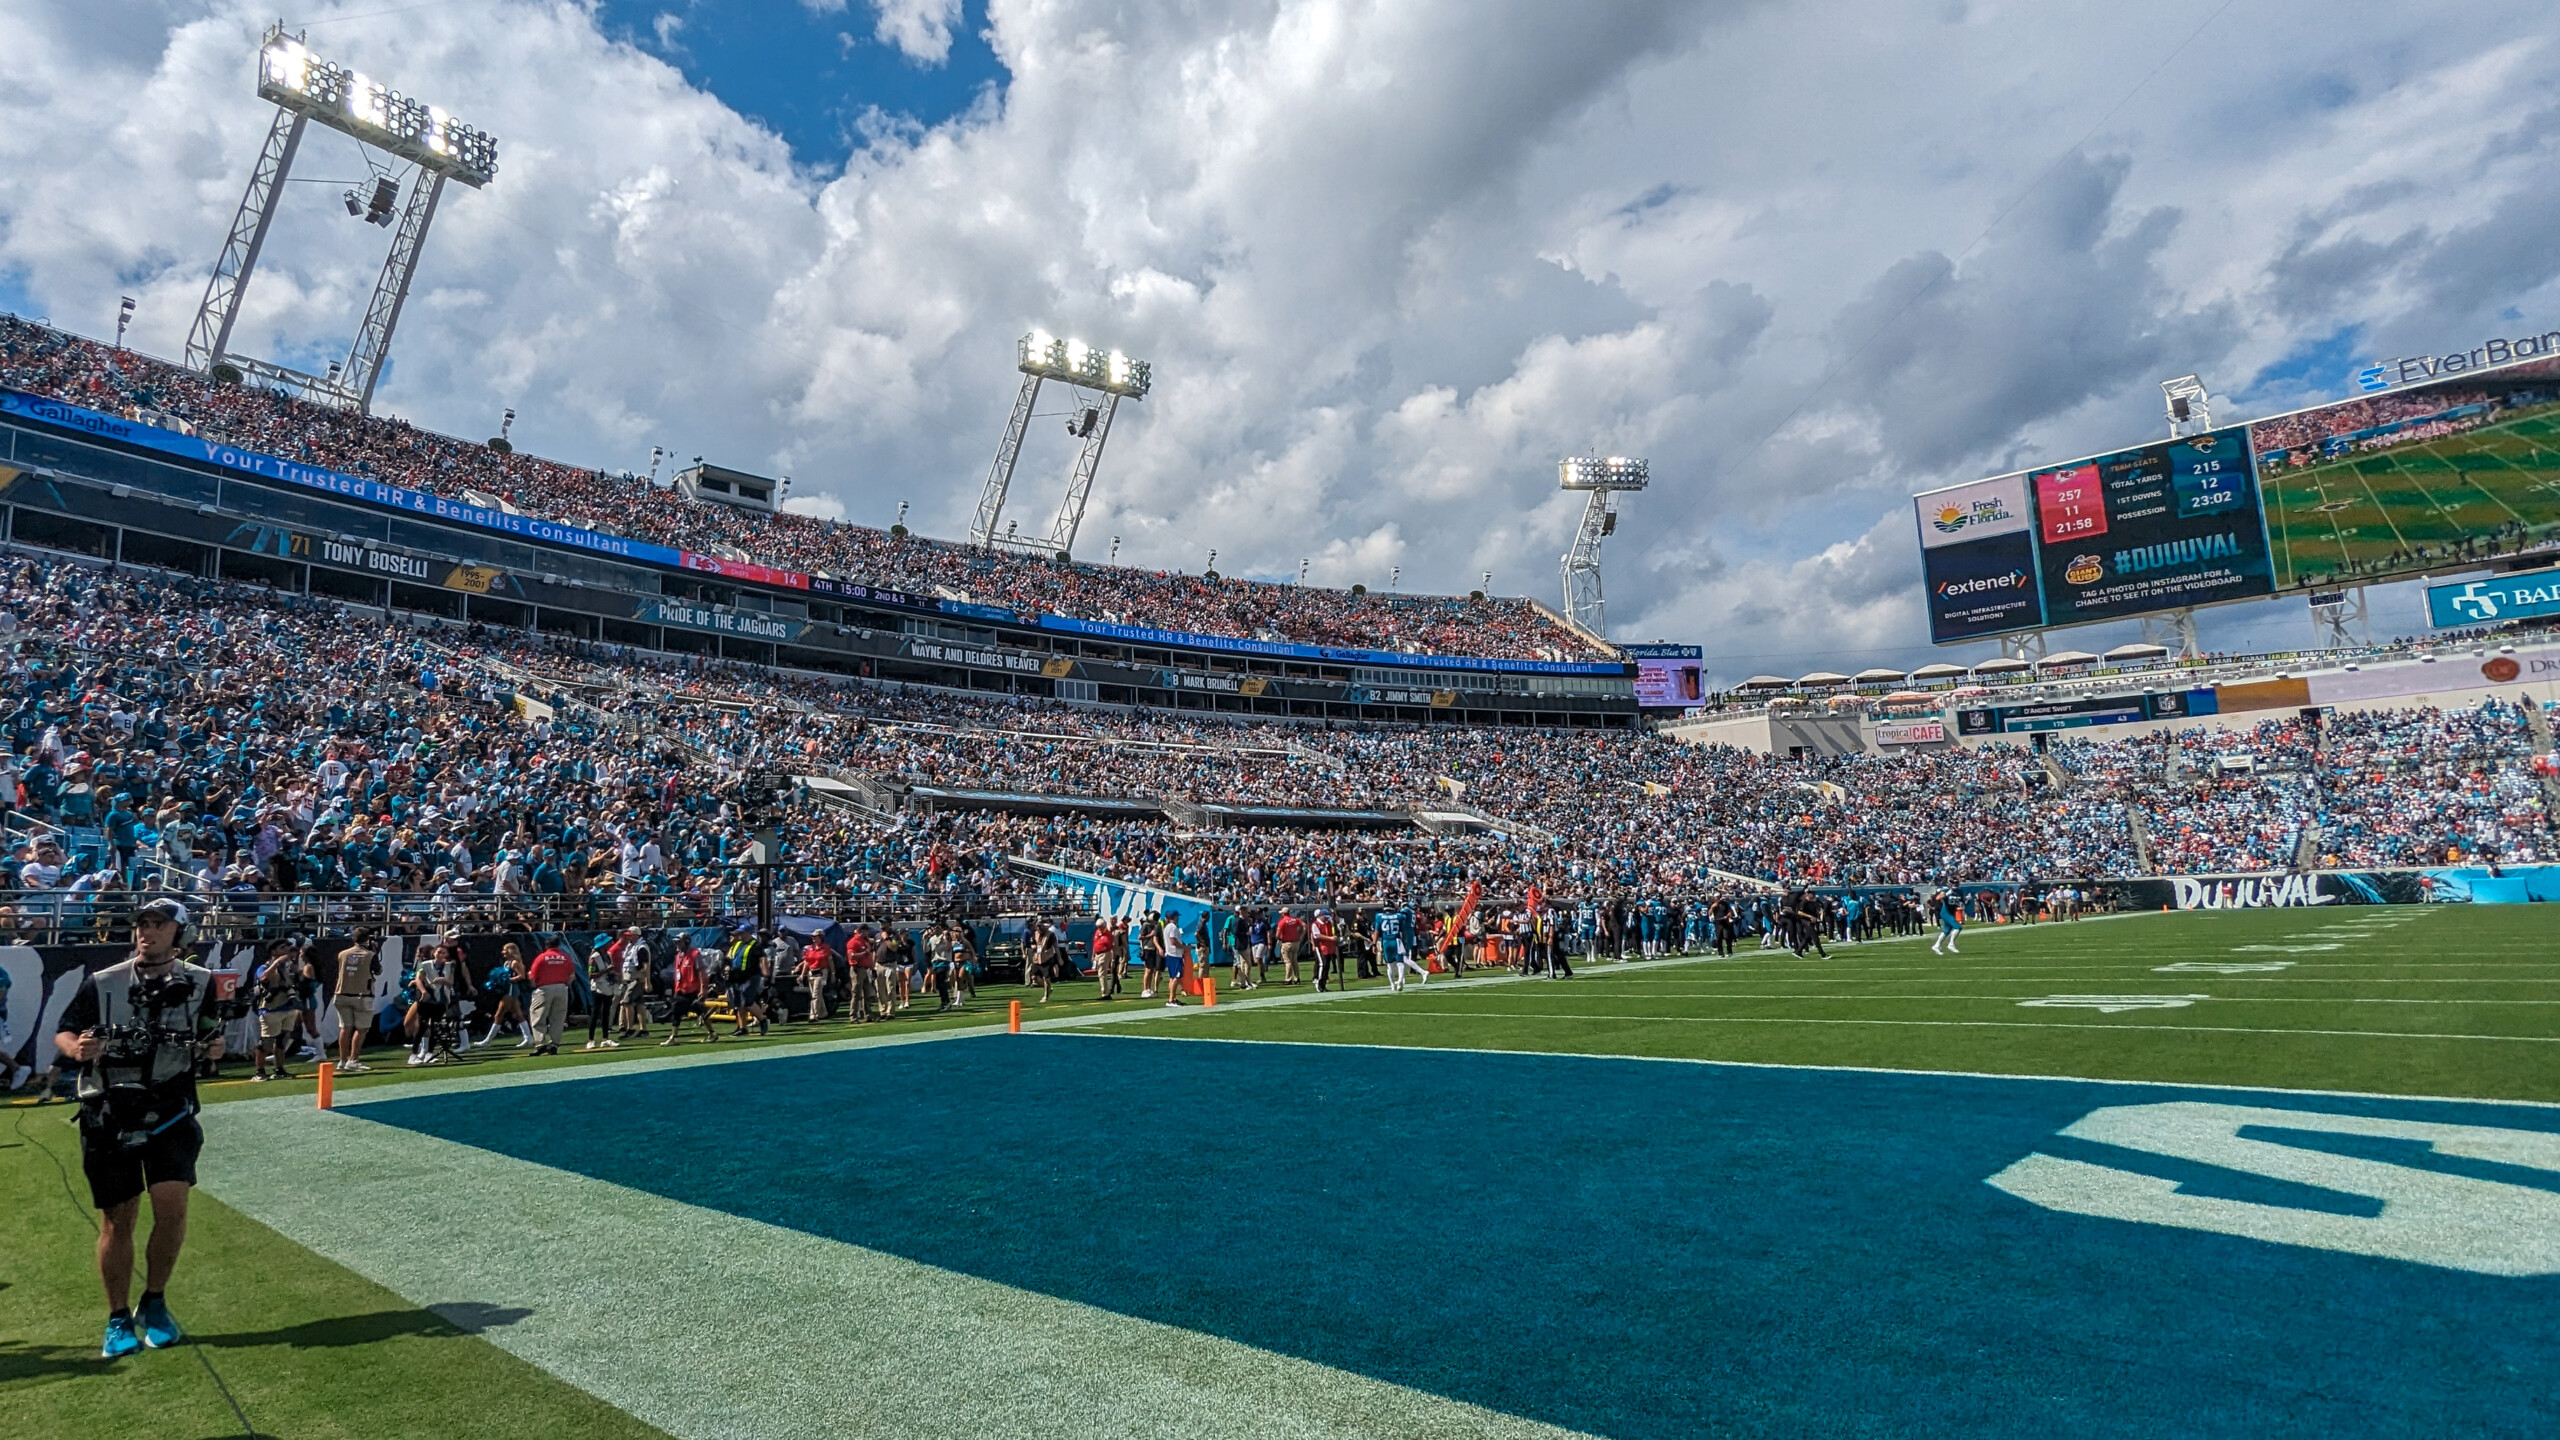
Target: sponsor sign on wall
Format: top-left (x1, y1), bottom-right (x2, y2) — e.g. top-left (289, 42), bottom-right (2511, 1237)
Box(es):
top-left (1873, 719), bottom-right (1947, 745)
top-left (2427, 566), bottom-right (2560, 628)
top-left (1921, 529), bottom-right (2044, 642)
top-left (647, 600), bottom-right (806, 642)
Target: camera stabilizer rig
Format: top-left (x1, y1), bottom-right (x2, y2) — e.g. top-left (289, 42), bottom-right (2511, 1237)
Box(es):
top-left (77, 972), bottom-right (246, 1149)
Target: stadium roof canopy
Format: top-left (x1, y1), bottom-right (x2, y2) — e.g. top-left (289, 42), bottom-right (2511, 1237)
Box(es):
top-left (1852, 668), bottom-right (1907, 684)
top-left (1906, 662), bottom-right (1968, 681)
top-left (2104, 642), bottom-right (2171, 661)
top-left (1971, 658), bottom-right (2032, 675)
top-left (2038, 650), bottom-right (2100, 668)
top-left (1739, 674), bottom-right (1794, 689)
top-left (1795, 671), bottom-right (1852, 686)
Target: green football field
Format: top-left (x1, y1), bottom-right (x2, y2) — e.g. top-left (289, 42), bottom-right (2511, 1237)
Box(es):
top-left (2259, 400), bottom-right (2560, 590)
top-left (4, 905), bottom-right (2554, 1439)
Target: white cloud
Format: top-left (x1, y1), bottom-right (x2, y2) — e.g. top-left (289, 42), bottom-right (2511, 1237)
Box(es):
top-left (2, 0), bottom-right (2556, 673)
top-left (870, 0), bottom-right (964, 65)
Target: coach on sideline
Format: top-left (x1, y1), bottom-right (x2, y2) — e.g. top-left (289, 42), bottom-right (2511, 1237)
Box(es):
top-left (52, 897), bottom-right (224, 1359)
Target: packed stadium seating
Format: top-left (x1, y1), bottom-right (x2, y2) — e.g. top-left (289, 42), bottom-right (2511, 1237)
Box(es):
top-left (0, 316), bottom-right (1603, 662)
top-left (0, 547), bottom-right (2544, 945)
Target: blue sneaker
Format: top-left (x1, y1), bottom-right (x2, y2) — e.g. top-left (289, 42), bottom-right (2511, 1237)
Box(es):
top-left (102, 1314), bottom-right (142, 1358)
top-left (137, 1295), bottom-right (182, 1349)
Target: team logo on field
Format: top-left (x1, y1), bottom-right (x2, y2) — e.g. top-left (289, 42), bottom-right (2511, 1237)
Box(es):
top-left (2017, 994), bottom-right (2204, 1012)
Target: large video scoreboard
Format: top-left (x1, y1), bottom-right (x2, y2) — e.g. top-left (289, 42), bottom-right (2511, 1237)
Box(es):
top-left (1916, 346), bottom-right (2560, 644)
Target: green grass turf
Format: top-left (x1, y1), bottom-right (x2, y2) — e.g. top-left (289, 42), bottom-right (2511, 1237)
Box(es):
top-left (2260, 400), bottom-right (2560, 589)
top-left (0, 1101), bottom-right (672, 1440)
top-left (1119, 908), bottom-right (2560, 1102)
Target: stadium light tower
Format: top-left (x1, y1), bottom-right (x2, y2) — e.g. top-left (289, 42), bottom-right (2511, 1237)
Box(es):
top-left (1558, 455), bottom-right (1648, 636)
top-left (969, 331), bottom-right (1151, 559)
top-left (184, 25), bottom-right (499, 414)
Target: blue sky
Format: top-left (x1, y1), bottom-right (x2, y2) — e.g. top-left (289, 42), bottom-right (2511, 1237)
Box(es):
top-left (590, 0), bottom-right (1005, 165)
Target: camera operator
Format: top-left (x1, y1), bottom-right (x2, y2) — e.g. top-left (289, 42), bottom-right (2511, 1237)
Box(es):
top-left (51, 897), bottom-right (227, 1358)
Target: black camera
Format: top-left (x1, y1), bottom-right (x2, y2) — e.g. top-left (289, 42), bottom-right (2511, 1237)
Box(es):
top-left (78, 972), bottom-right (226, 1146)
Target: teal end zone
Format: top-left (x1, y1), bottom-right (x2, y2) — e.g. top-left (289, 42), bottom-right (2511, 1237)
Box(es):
top-left (353, 1038), bottom-right (2559, 1438)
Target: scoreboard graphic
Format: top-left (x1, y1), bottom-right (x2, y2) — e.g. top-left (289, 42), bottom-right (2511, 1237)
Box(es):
top-left (2029, 426), bottom-right (2275, 625)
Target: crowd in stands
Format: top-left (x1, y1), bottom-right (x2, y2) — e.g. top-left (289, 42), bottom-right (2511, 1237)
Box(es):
top-left (2248, 385), bottom-right (2505, 469)
top-left (0, 316), bottom-right (1600, 661)
top-left (0, 543), bottom-right (2545, 952)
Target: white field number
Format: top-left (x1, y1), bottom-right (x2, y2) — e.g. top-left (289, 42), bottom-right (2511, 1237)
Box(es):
top-left (1987, 1101), bottom-right (2560, 1276)
top-left (2017, 995), bottom-right (2207, 1012)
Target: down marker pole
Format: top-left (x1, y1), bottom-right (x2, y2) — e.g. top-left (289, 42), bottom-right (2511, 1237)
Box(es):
top-left (1009, 1000), bottom-right (1022, 1034)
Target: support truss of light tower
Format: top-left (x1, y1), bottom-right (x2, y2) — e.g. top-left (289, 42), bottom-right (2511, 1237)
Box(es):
top-left (969, 332), bottom-right (1151, 559)
top-left (1558, 455), bottom-right (1648, 638)
top-left (183, 25), bottom-right (499, 414)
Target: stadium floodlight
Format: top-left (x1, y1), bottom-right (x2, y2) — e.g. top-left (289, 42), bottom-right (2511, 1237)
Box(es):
top-left (1558, 455), bottom-right (1650, 637)
top-left (1559, 456), bottom-right (1650, 492)
top-left (257, 36), bottom-right (498, 188)
top-left (970, 329), bottom-right (1154, 557)
top-left (185, 24), bottom-right (499, 414)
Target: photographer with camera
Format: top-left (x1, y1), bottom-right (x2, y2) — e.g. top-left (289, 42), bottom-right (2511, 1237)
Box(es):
top-left (50, 897), bottom-right (229, 1358)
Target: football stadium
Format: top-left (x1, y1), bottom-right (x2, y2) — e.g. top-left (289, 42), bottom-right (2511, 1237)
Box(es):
top-left (5, 7), bottom-right (2560, 1439)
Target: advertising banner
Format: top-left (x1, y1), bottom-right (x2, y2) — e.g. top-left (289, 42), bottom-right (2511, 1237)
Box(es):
top-left (1916, 474), bottom-right (2033, 549)
top-left (1625, 643), bottom-right (1704, 708)
top-left (1034, 612), bottom-right (1631, 676)
top-left (2427, 566), bottom-right (2560, 628)
top-left (0, 390), bottom-right (684, 569)
top-left (679, 552), bottom-right (810, 589)
top-left (647, 600), bottom-right (807, 642)
top-left (1921, 529), bottom-right (2043, 642)
top-left (2100, 865), bottom-right (2560, 910)
top-left (2029, 426), bottom-right (2275, 624)
top-left (1873, 720), bottom-right (1947, 745)
top-left (2255, 356), bottom-right (2560, 592)
top-left (1955, 688), bottom-right (2216, 736)
top-left (1019, 861), bottom-right (1236, 971)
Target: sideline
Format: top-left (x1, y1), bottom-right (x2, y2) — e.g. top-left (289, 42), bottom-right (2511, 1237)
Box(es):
top-left (1289, 1008), bottom-right (2560, 1046)
top-left (306, 946), bottom-right (1754, 1107)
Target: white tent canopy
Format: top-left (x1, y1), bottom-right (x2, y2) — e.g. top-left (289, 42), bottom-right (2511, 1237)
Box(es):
top-left (1851, 667), bottom-right (1907, 684)
top-left (1795, 671), bottom-right (1852, 686)
top-left (2104, 642), bottom-right (2171, 661)
top-left (1906, 662), bottom-right (1968, 681)
top-left (1971, 657), bottom-right (2032, 675)
top-left (1739, 674), bottom-right (1795, 690)
top-left (2037, 650), bottom-right (2100, 668)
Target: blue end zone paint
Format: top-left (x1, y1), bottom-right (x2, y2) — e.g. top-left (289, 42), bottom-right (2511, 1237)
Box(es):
top-left (354, 1038), bottom-right (2559, 1438)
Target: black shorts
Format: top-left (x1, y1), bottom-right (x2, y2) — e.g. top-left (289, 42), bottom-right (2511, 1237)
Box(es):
top-left (665, 992), bottom-right (699, 1020)
top-left (81, 1115), bottom-right (204, 1211)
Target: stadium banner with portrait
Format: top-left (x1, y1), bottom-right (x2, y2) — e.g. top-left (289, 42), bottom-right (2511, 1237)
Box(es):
top-left (2254, 355), bottom-right (2560, 593)
top-left (2026, 425), bottom-right (2275, 625)
top-left (1624, 643), bottom-right (1705, 708)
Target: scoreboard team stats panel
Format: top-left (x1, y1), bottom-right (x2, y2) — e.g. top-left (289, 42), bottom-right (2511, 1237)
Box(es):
top-left (1916, 349), bottom-right (2560, 644)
